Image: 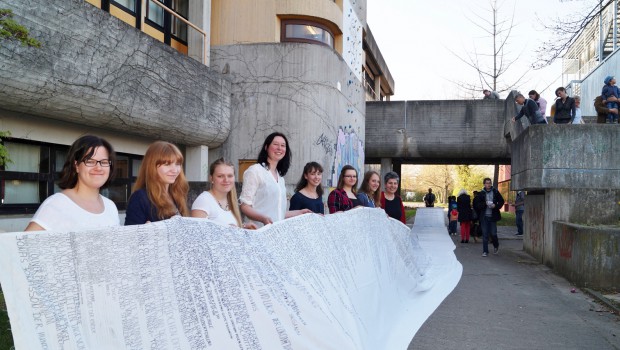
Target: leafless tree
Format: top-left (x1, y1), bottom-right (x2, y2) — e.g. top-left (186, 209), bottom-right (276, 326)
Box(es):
top-left (532, 0), bottom-right (610, 70)
top-left (450, 0), bottom-right (527, 97)
top-left (414, 165), bottom-right (454, 204)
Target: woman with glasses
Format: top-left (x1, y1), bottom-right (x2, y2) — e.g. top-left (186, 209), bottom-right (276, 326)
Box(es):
top-left (357, 171), bottom-right (381, 208)
top-left (239, 132), bottom-right (311, 227)
top-left (125, 141), bottom-right (189, 225)
top-left (327, 165), bottom-right (360, 213)
top-left (25, 135), bottom-right (120, 231)
top-left (290, 161), bottom-right (325, 214)
top-left (191, 158), bottom-right (256, 229)
top-left (381, 171), bottom-right (406, 224)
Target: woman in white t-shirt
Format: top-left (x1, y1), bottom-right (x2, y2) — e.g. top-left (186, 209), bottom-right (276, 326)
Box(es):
top-left (25, 135), bottom-right (120, 232)
top-left (191, 158), bottom-right (256, 229)
top-left (239, 132), bottom-right (312, 227)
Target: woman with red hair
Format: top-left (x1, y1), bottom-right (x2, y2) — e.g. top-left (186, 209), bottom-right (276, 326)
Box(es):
top-left (125, 141), bottom-right (189, 225)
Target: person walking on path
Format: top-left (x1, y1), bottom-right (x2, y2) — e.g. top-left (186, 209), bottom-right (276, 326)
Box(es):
top-left (423, 188), bottom-right (436, 207)
top-left (515, 191), bottom-right (525, 236)
top-left (456, 189), bottom-right (473, 243)
top-left (473, 178), bottom-right (505, 257)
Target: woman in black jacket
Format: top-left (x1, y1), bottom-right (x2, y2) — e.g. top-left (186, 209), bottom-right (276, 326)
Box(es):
top-left (456, 189), bottom-right (473, 243)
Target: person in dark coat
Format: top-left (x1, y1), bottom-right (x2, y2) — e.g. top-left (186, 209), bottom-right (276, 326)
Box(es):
top-left (473, 178), bottom-right (505, 257)
top-left (456, 189), bottom-right (473, 243)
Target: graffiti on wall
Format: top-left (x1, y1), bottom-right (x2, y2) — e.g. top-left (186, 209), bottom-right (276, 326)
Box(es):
top-left (527, 204), bottom-right (543, 252)
top-left (559, 226), bottom-right (575, 259)
top-left (330, 126), bottom-right (365, 187)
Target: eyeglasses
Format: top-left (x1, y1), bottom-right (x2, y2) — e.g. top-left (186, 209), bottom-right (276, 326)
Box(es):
top-left (344, 175), bottom-right (357, 178)
top-left (83, 159), bottom-right (112, 167)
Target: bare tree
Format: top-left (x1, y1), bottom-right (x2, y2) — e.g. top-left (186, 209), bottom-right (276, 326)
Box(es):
top-left (415, 165), bottom-right (454, 204)
top-left (450, 0), bottom-right (527, 96)
top-left (533, 0), bottom-right (610, 69)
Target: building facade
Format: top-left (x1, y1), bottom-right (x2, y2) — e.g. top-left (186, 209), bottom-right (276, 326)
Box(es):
top-left (0, 0), bottom-right (393, 230)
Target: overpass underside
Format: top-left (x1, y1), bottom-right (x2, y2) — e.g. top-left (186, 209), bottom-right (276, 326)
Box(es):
top-left (365, 99), bottom-right (513, 165)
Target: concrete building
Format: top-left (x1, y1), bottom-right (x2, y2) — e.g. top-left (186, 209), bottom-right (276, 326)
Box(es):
top-left (0, 0), bottom-right (394, 230)
top-left (563, 0), bottom-right (619, 116)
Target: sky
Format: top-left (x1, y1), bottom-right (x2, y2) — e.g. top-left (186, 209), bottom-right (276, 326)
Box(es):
top-left (366, 0), bottom-right (594, 105)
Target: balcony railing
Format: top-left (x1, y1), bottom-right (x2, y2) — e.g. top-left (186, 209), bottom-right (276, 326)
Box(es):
top-left (141, 0), bottom-right (208, 65)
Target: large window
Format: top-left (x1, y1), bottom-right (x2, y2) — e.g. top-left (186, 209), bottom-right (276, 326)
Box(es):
top-left (281, 20), bottom-right (334, 48)
top-left (146, 0), bottom-right (188, 43)
top-left (0, 139), bottom-right (143, 214)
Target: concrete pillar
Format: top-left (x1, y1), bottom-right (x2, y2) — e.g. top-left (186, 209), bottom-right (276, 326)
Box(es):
top-left (188, 0), bottom-right (211, 66)
top-left (393, 161), bottom-right (402, 195)
top-left (374, 75), bottom-right (382, 101)
top-left (185, 145), bottom-right (209, 181)
top-left (380, 158), bottom-right (392, 184)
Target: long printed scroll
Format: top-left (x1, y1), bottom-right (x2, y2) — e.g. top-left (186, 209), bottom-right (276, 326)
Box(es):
top-left (0, 207), bottom-right (461, 349)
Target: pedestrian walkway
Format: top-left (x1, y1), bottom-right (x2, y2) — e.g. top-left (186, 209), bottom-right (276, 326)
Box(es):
top-left (406, 212), bottom-right (620, 349)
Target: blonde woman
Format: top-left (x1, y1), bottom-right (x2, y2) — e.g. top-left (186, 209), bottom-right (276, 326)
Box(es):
top-left (125, 141), bottom-right (189, 225)
top-left (192, 158), bottom-right (256, 229)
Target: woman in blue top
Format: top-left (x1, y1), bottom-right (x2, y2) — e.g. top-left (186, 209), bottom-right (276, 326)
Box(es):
top-left (357, 171), bottom-right (381, 208)
top-left (289, 162), bottom-right (324, 214)
top-left (125, 141), bottom-right (189, 225)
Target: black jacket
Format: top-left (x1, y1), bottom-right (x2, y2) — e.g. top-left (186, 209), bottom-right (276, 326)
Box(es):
top-left (473, 188), bottom-right (504, 222)
top-left (456, 194), bottom-right (473, 222)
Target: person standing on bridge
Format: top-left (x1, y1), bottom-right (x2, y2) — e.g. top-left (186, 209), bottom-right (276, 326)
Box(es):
top-left (483, 89), bottom-right (500, 99)
top-left (473, 178), bottom-right (504, 257)
top-left (552, 87), bottom-right (576, 124)
top-left (423, 188), bottom-right (436, 207)
top-left (512, 93), bottom-right (548, 125)
top-left (528, 90), bottom-right (547, 118)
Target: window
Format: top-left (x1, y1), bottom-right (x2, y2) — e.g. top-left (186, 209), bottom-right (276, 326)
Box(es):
top-left (282, 20), bottom-right (334, 48)
top-left (147, 0), bottom-right (164, 27)
top-left (171, 0), bottom-right (188, 42)
top-left (111, 0), bottom-right (136, 12)
top-left (0, 139), bottom-right (143, 214)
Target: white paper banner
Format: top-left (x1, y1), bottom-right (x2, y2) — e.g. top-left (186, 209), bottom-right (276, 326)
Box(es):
top-left (0, 207), bottom-right (461, 349)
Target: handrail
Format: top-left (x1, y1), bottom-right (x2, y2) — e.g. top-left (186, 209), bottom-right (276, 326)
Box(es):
top-left (141, 0), bottom-right (208, 65)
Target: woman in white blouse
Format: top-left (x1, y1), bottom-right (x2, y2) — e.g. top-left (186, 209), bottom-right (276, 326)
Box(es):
top-left (239, 132), bottom-right (311, 226)
top-left (25, 135), bottom-right (120, 232)
top-left (191, 158), bottom-right (256, 229)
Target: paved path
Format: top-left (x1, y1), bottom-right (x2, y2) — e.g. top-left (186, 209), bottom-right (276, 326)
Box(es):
top-left (407, 213), bottom-right (620, 350)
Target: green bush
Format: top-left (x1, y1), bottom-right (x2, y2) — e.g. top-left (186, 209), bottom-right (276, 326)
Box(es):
top-left (0, 8), bottom-right (42, 47)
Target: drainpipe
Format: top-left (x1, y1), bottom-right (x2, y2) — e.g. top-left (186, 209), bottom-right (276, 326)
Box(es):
top-left (614, 0), bottom-right (618, 51)
top-left (600, 0), bottom-right (604, 61)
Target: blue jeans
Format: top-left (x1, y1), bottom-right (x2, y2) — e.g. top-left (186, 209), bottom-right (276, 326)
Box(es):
top-left (516, 209), bottom-right (524, 235)
top-left (480, 215), bottom-right (498, 254)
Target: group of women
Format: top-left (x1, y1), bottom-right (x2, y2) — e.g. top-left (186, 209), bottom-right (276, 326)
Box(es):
top-left (26, 132), bottom-right (406, 232)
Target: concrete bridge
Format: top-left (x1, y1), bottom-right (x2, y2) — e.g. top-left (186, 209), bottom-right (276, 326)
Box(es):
top-left (367, 95), bottom-right (619, 291)
top-left (365, 96), bottom-right (516, 166)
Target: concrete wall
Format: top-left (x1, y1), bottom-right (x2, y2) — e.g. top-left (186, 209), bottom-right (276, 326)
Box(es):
top-left (552, 222), bottom-right (620, 289)
top-left (210, 42), bottom-right (366, 189)
top-left (524, 194), bottom-right (545, 263)
top-left (511, 124), bottom-right (620, 281)
top-left (511, 125), bottom-right (620, 190)
top-left (365, 98), bottom-right (511, 163)
top-left (0, 0), bottom-right (231, 147)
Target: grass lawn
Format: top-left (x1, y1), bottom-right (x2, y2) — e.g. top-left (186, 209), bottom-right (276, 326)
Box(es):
top-left (405, 208), bottom-right (417, 220)
top-left (497, 211), bottom-right (516, 226)
top-left (0, 289), bottom-right (14, 349)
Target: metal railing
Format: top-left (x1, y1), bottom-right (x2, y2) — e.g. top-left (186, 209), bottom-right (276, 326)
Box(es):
top-left (141, 0), bottom-right (208, 65)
